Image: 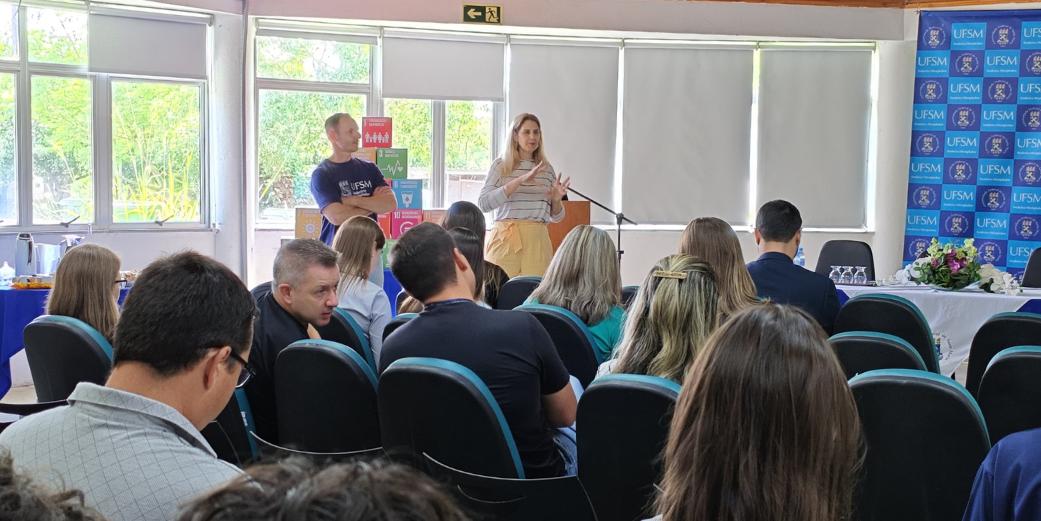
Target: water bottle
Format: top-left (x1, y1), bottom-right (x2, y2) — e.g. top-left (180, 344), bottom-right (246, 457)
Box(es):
top-left (794, 246), bottom-right (806, 268)
top-left (0, 261), bottom-right (13, 287)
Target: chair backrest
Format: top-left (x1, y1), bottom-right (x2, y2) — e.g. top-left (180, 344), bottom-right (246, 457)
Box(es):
top-left (515, 304), bottom-right (600, 387)
top-left (424, 453), bottom-right (596, 521)
top-left (816, 240), bottom-right (875, 280)
top-left (577, 374), bottom-right (680, 521)
top-left (1023, 248), bottom-right (1041, 287)
top-left (966, 312), bottom-right (1041, 397)
top-left (23, 315), bottom-right (113, 402)
top-left (977, 346), bottom-right (1041, 444)
top-left (849, 369), bottom-right (990, 521)
top-left (495, 276), bottom-right (542, 310)
top-left (201, 388), bottom-right (259, 466)
top-left (316, 308), bottom-right (376, 371)
top-left (395, 289), bottom-right (409, 313)
top-left (834, 294), bottom-right (939, 373)
top-left (382, 313), bottom-right (418, 342)
top-left (275, 339), bottom-right (380, 452)
top-left (250, 431), bottom-right (383, 464)
top-left (829, 331), bottom-right (927, 379)
top-left (621, 286), bottom-right (639, 310)
top-left (378, 357), bottom-right (524, 479)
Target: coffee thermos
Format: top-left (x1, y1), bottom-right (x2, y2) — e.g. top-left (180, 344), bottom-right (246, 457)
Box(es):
top-left (14, 233), bottom-right (33, 276)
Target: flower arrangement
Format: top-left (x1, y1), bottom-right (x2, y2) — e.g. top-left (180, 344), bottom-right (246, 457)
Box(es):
top-left (908, 238), bottom-right (981, 290)
top-left (980, 263), bottom-right (1023, 295)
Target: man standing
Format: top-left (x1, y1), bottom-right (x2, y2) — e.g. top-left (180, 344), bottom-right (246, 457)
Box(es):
top-left (311, 113), bottom-right (396, 246)
top-left (0, 252), bottom-right (253, 521)
top-left (746, 200), bottom-right (839, 334)
top-left (247, 239), bottom-right (340, 442)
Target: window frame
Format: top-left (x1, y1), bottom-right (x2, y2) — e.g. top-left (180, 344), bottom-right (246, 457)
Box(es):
top-left (0, 0), bottom-right (211, 232)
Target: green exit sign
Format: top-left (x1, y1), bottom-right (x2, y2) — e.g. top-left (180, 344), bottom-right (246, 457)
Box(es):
top-left (463, 4), bottom-right (501, 24)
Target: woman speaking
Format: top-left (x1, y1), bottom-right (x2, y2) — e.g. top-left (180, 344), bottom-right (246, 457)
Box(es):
top-left (478, 113), bottom-right (570, 277)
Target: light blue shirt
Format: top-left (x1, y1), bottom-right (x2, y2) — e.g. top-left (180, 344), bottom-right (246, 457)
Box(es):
top-left (0, 383), bottom-right (241, 521)
top-left (338, 276), bottom-right (392, 365)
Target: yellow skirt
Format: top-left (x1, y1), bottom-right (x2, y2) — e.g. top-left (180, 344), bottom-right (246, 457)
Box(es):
top-left (485, 221), bottom-right (552, 278)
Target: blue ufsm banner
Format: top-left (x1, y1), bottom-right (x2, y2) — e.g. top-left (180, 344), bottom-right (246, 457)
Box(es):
top-left (907, 9), bottom-right (1041, 273)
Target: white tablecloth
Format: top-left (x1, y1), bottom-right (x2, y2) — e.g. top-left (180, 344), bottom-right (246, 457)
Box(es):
top-left (837, 285), bottom-right (1041, 376)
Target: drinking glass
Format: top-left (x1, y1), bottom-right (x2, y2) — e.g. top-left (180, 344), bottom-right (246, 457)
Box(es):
top-left (829, 266), bottom-right (842, 283)
top-left (839, 266), bottom-right (854, 285)
top-left (853, 266), bottom-right (868, 285)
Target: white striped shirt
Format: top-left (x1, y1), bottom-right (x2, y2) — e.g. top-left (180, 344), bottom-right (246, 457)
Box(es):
top-left (478, 158), bottom-right (565, 223)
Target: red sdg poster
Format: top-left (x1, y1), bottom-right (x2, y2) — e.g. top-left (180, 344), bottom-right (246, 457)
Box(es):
top-left (362, 117), bottom-right (392, 148)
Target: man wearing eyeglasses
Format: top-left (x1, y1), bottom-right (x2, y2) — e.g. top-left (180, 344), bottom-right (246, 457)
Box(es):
top-left (0, 251), bottom-right (255, 521)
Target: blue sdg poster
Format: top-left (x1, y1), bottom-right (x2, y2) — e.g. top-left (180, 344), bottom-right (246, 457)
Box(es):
top-left (907, 10), bottom-right (1041, 274)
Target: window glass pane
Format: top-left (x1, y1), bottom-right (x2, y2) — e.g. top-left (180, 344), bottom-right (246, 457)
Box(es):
top-left (256, 35), bottom-right (370, 83)
top-left (27, 7), bottom-right (87, 65)
top-left (445, 100), bottom-right (494, 207)
top-left (257, 89), bottom-right (365, 225)
top-left (0, 74), bottom-right (14, 225)
top-left (112, 81), bottom-right (202, 223)
top-left (384, 98), bottom-right (432, 208)
top-left (0, 3), bottom-right (17, 60)
top-left (32, 75), bottom-right (92, 224)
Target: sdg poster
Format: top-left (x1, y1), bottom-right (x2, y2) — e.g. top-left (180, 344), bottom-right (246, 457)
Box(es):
top-left (907, 10), bottom-right (1041, 273)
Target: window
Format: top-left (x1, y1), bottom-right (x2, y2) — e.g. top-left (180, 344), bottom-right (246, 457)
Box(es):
top-left (257, 90), bottom-right (365, 224)
top-left (384, 98), bottom-right (433, 208)
top-left (31, 75), bottom-right (92, 225)
top-left (111, 81), bottom-right (202, 223)
top-left (2, 3), bottom-right (209, 229)
top-left (254, 28), bottom-right (373, 227)
top-left (27, 6), bottom-right (87, 65)
top-left (445, 100), bottom-right (494, 205)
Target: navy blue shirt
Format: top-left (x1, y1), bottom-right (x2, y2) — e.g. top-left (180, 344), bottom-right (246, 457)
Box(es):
top-left (746, 251), bottom-right (839, 334)
top-left (309, 158), bottom-right (388, 245)
top-left (963, 428), bottom-right (1041, 521)
top-left (379, 300), bottom-right (571, 478)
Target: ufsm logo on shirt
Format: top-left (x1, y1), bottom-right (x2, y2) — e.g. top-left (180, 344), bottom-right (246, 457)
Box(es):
top-left (339, 179), bottom-right (374, 197)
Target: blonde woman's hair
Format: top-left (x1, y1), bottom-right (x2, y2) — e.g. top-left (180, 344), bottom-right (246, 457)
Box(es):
top-left (530, 225), bottom-right (620, 325)
top-left (679, 217), bottom-right (759, 320)
top-left (502, 113), bottom-right (550, 174)
top-left (613, 255), bottom-right (718, 382)
top-left (331, 216), bottom-right (385, 293)
top-left (45, 244), bottom-right (121, 342)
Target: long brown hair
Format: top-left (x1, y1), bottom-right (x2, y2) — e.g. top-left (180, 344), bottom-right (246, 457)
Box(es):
top-left (679, 217), bottom-right (758, 320)
top-left (45, 244), bottom-right (121, 342)
top-left (657, 304), bottom-right (862, 521)
top-left (331, 216), bottom-right (385, 293)
top-left (530, 225), bottom-right (620, 324)
top-left (612, 255), bottom-right (717, 382)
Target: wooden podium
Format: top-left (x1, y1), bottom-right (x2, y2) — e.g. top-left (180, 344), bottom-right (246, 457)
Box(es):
top-left (548, 201), bottom-right (590, 251)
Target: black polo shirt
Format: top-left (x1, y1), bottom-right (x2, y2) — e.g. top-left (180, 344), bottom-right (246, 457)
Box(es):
top-left (245, 284), bottom-right (309, 443)
top-left (379, 299), bottom-right (571, 478)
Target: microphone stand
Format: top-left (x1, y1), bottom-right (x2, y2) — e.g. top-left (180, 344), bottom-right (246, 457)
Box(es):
top-left (566, 187), bottom-right (637, 265)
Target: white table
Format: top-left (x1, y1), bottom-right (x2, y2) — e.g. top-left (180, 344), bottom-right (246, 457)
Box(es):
top-left (836, 285), bottom-right (1041, 376)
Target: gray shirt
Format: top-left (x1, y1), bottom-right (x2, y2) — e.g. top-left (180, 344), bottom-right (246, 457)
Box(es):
top-left (0, 383), bottom-right (242, 521)
top-left (478, 158), bottom-right (565, 223)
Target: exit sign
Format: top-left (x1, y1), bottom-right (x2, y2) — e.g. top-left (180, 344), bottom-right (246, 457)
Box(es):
top-left (463, 4), bottom-right (501, 24)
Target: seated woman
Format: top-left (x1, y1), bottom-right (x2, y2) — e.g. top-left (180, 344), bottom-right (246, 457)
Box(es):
top-left (45, 243), bottom-right (122, 343)
top-left (654, 304), bottom-right (861, 521)
top-left (679, 217), bottom-right (759, 321)
top-left (527, 225), bottom-right (624, 362)
top-left (599, 254), bottom-right (717, 381)
top-left (398, 228), bottom-right (487, 313)
top-left (332, 216), bottom-right (391, 363)
top-left (440, 201), bottom-right (509, 307)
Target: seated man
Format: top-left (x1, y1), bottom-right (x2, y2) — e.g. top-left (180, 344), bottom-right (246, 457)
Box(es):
top-left (746, 200), bottom-right (839, 334)
top-left (963, 427), bottom-right (1041, 521)
top-left (380, 223), bottom-right (578, 478)
top-left (1, 252), bottom-right (254, 521)
top-left (247, 239), bottom-right (339, 443)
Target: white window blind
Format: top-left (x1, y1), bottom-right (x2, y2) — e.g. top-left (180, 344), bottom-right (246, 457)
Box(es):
top-left (89, 9), bottom-right (209, 79)
top-left (508, 39), bottom-right (619, 221)
top-left (622, 45), bottom-right (754, 225)
top-left (382, 31), bottom-right (504, 101)
top-left (757, 47), bottom-right (873, 228)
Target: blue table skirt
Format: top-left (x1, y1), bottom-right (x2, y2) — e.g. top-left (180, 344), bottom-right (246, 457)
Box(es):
top-left (0, 287), bottom-right (129, 399)
top-left (383, 268), bottom-right (403, 318)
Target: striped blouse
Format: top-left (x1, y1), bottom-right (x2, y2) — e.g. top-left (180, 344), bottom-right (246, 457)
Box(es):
top-left (478, 158), bottom-right (565, 224)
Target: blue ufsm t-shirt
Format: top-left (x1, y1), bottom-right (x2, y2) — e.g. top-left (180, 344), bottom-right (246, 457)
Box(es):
top-left (310, 157), bottom-right (388, 245)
